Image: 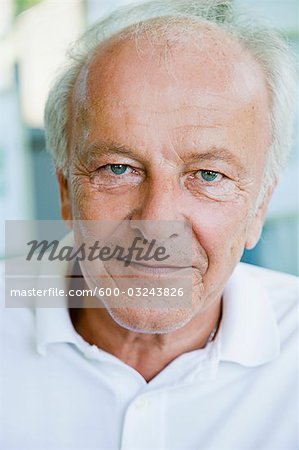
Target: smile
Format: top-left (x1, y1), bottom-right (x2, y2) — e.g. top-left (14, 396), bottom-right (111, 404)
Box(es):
top-left (113, 258), bottom-right (191, 275)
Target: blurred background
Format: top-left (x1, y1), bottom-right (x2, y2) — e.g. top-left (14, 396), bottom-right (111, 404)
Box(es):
top-left (0, 0), bottom-right (298, 274)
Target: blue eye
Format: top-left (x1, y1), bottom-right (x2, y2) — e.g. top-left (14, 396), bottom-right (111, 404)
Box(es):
top-left (198, 170), bottom-right (221, 182)
top-left (109, 164), bottom-right (128, 175)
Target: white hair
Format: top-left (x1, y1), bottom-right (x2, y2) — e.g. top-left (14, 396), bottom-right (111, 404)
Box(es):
top-left (44, 0), bottom-right (297, 198)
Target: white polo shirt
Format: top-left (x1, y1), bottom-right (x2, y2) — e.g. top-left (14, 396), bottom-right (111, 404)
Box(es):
top-left (0, 258), bottom-right (298, 449)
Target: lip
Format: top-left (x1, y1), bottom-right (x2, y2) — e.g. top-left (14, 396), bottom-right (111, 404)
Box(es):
top-left (115, 258), bottom-right (192, 275)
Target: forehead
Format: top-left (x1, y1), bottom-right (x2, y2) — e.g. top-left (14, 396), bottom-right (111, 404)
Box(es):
top-left (75, 21), bottom-right (268, 106)
top-left (70, 21), bottom-right (270, 160)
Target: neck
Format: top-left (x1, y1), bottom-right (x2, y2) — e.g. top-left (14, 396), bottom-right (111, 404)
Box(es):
top-left (69, 298), bottom-right (222, 382)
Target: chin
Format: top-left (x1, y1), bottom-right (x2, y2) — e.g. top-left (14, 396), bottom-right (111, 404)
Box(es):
top-left (107, 306), bottom-right (195, 334)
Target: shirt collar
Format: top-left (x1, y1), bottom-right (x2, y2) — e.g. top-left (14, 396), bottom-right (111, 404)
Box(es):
top-left (219, 263), bottom-right (280, 366)
top-left (34, 233), bottom-right (280, 366)
top-left (35, 231), bottom-right (81, 355)
top-left (36, 306), bottom-right (80, 356)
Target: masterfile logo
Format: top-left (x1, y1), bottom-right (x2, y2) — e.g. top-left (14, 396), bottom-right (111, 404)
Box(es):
top-left (5, 220), bottom-right (193, 309)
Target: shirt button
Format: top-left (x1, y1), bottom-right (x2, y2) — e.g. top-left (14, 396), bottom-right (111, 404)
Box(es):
top-left (135, 397), bottom-right (149, 410)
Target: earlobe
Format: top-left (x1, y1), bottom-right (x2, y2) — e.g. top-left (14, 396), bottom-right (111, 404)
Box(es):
top-left (56, 169), bottom-right (73, 226)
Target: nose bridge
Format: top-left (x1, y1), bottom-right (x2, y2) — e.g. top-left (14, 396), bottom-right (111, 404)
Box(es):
top-left (130, 177), bottom-right (185, 240)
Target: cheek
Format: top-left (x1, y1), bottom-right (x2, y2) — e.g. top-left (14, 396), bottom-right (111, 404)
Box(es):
top-left (191, 201), bottom-right (251, 262)
top-left (190, 202), bottom-right (252, 301)
top-left (71, 178), bottom-right (142, 220)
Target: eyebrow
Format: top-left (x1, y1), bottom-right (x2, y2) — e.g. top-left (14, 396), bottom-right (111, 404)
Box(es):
top-left (83, 141), bottom-right (141, 163)
top-left (183, 149), bottom-right (245, 171)
top-left (83, 140), bottom-right (245, 172)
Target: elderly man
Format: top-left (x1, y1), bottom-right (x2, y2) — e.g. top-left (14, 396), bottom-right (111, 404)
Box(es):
top-left (1, 0), bottom-right (298, 449)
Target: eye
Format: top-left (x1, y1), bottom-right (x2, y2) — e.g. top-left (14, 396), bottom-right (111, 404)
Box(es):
top-left (108, 164), bottom-right (131, 175)
top-left (90, 162), bottom-right (143, 188)
top-left (196, 170), bottom-right (223, 182)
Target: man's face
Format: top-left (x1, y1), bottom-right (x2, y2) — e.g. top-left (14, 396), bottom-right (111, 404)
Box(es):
top-left (60, 25), bottom-right (272, 333)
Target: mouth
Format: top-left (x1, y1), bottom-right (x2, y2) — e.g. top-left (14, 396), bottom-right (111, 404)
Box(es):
top-left (115, 258), bottom-right (192, 275)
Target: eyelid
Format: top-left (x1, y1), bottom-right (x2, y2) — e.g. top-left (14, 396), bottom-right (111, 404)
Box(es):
top-left (93, 156), bottom-right (144, 169)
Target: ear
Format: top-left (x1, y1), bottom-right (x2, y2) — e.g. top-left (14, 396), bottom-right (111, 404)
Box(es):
top-left (56, 169), bottom-right (73, 227)
top-left (245, 181), bottom-right (277, 250)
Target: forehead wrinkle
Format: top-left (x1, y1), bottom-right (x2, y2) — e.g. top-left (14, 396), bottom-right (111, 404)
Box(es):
top-left (105, 103), bottom-right (232, 113)
top-left (174, 124), bottom-right (229, 132)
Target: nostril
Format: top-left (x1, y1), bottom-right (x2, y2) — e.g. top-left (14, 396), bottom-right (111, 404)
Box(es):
top-left (129, 219), bottom-right (181, 243)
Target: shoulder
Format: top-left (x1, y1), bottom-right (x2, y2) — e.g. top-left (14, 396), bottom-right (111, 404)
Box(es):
top-left (239, 262), bottom-right (298, 307)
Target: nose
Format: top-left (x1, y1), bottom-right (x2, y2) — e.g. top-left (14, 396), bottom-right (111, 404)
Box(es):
top-left (129, 181), bottom-right (187, 242)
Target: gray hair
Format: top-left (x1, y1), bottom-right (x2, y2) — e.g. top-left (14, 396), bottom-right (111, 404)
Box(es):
top-left (44, 0), bottom-right (297, 198)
